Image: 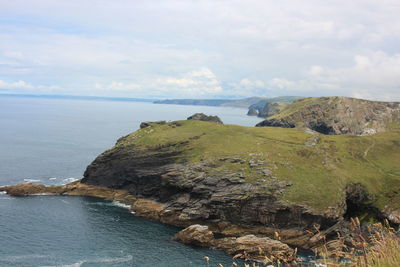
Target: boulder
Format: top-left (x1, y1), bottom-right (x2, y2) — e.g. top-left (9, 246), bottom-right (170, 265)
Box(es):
top-left (173, 224), bottom-right (214, 246)
top-left (215, 235), bottom-right (294, 260)
top-left (173, 225), bottom-right (294, 261)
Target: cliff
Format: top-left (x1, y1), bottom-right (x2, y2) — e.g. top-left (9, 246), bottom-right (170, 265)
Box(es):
top-left (2, 116), bottom-right (400, 260)
top-left (256, 97), bottom-right (400, 135)
top-left (248, 96), bottom-right (301, 117)
top-left (78, 119), bottom-right (400, 246)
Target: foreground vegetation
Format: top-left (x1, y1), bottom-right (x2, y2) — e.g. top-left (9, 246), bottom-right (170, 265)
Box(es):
top-left (205, 220), bottom-right (400, 267)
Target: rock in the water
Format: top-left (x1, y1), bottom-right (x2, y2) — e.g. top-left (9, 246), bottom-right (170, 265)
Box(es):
top-left (187, 113), bottom-right (223, 124)
top-left (173, 224), bottom-right (214, 246)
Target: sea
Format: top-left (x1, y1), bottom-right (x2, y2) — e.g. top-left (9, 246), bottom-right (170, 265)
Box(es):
top-left (0, 95), bottom-right (263, 267)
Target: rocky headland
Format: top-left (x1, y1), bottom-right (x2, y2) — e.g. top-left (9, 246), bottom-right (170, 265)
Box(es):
top-left (2, 105), bottom-right (400, 262)
top-left (256, 96), bottom-right (400, 135)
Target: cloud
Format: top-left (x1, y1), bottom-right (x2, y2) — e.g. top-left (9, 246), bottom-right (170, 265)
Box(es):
top-left (157, 68), bottom-right (222, 94)
top-left (92, 68), bottom-right (223, 97)
top-left (0, 80), bottom-right (34, 90)
top-left (265, 51), bottom-right (400, 101)
top-left (0, 79), bottom-right (59, 92)
top-left (0, 1), bottom-right (400, 99)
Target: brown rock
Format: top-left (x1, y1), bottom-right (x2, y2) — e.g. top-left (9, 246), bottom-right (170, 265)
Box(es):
top-left (0, 183), bottom-right (65, 196)
top-left (173, 224), bottom-right (214, 246)
top-left (215, 235), bottom-right (294, 260)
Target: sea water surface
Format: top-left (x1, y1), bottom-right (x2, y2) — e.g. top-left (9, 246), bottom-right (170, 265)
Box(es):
top-left (0, 96), bottom-right (262, 267)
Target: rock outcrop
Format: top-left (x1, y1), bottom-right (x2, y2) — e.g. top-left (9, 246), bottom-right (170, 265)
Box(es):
top-left (187, 113), bottom-right (223, 124)
top-left (257, 102), bottom-right (289, 118)
top-left (247, 108), bottom-right (259, 116)
top-left (256, 97), bottom-right (400, 135)
top-left (173, 225), bottom-right (294, 261)
top-left (173, 224), bottom-right (215, 246)
top-left (78, 118), bottom-right (400, 250)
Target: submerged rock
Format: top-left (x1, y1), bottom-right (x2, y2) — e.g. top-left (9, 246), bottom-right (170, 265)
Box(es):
top-left (187, 113), bottom-right (223, 124)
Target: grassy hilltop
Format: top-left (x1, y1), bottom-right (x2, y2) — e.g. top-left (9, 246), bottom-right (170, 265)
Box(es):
top-left (116, 119), bottom-right (400, 217)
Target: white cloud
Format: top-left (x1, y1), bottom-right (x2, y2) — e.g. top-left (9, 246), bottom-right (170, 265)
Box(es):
top-left (92, 68), bottom-right (223, 97)
top-left (0, 79), bottom-right (58, 92)
top-left (157, 68), bottom-right (222, 94)
top-left (266, 51), bottom-right (400, 100)
top-left (0, 80), bottom-right (33, 90)
top-left (0, 1), bottom-right (400, 99)
top-left (239, 79), bottom-right (265, 89)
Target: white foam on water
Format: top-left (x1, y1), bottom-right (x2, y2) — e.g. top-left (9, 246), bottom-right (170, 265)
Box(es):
top-left (42, 255), bottom-right (133, 267)
top-left (31, 193), bottom-right (56, 196)
top-left (61, 178), bottom-right (79, 184)
top-left (93, 255), bottom-right (133, 264)
top-left (23, 179), bottom-right (41, 183)
top-left (59, 262), bottom-right (84, 267)
top-left (62, 177), bottom-right (80, 185)
top-left (41, 261), bottom-right (84, 267)
top-left (88, 201), bottom-right (131, 210)
top-left (112, 201), bottom-right (131, 210)
top-left (0, 191), bottom-right (6, 195)
top-left (130, 211), bottom-right (136, 214)
top-left (49, 177), bottom-right (57, 180)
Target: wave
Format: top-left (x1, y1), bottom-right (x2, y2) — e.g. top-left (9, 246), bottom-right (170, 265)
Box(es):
top-left (112, 201), bottom-right (131, 209)
top-left (61, 178), bottom-right (80, 184)
top-left (23, 179), bottom-right (41, 183)
top-left (88, 200), bottom-right (131, 210)
top-left (48, 177), bottom-right (57, 180)
top-left (0, 191), bottom-right (6, 195)
top-left (58, 262), bottom-right (84, 267)
top-left (43, 255), bottom-right (133, 267)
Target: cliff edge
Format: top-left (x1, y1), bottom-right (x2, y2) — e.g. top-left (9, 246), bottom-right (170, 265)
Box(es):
top-left (80, 119), bottom-right (400, 249)
top-left (256, 97), bottom-right (400, 135)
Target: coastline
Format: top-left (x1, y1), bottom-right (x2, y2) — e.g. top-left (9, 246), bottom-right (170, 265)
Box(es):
top-left (0, 181), bottom-right (300, 262)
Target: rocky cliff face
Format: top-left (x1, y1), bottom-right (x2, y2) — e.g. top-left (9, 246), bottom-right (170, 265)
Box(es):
top-left (256, 97), bottom-right (400, 135)
top-left (257, 102), bottom-right (289, 118)
top-left (80, 119), bottom-right (400, 250)
top-left (82, 143), bottom-right (335, 231)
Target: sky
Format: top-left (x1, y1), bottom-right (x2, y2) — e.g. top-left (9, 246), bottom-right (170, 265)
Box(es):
top-left (0, 0), bottom-right (400, 100)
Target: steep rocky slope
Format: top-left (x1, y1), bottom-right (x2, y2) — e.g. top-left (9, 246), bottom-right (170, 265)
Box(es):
top-left (257, 102), bottom-right (290, 118)
top-left (256, 97), bottom-right (400, 135)
top-left (79, 119), bottom-right (400, 248)
top-left (247, 96), bottom-right (300, 117)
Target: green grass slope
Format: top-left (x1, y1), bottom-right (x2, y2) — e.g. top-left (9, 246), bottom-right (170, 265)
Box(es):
top-left (117, 120), bottom-right (400, 216)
